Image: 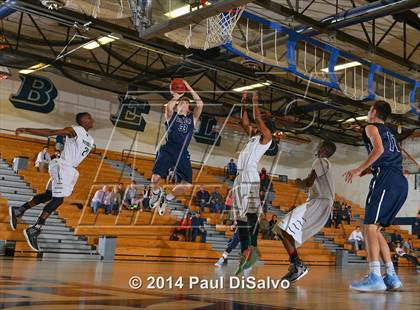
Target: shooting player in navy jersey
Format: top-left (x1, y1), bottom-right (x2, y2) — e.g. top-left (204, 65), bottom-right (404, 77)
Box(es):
top-left (150, 80), bottom-right (203, 216)
top-left (344, 101), bottom-right (408, 292)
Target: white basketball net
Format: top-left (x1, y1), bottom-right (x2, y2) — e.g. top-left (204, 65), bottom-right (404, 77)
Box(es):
top-left (184, 6), bottom-right (245, 50)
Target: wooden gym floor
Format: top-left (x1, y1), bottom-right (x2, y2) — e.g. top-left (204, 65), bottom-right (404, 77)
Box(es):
top-left (0, 258), bottom-right (419, 309)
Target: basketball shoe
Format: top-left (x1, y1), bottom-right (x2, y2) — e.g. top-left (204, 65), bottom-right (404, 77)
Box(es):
top-left (383, 272), bottom-right (403, 290)
top-left (235, 246), bottom-right (258, 275)
top-left (158, 193), bottom-right (167, 216)
top-left (215, 256), bottom-right (228, 267)
top-left (282, 259), bottom-right (309, 283)
top-left (350, 272), bottom-right (387, 292)
top-left (9, 206), bottom-right (21, 231)
top-left (23, 226), bottom-right (41, 252)
top-left (150, 188), bottom-right (164, 209)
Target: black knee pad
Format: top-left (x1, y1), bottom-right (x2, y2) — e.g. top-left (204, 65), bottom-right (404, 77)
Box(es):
top-left (33, 190), bottom-right (53, 204)
top-left (43, 197), bottom-right (64, 214)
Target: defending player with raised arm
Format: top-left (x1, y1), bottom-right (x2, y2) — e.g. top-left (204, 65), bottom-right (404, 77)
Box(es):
top-left (150, 80), bottom-right (204, 216)
top-left (344, 101), bottom-right (408, 292)
top-left (272, 140), bottom-right (336, 285)
top-left (10, 113), bottom-right (94, 252)
top-left (232, 91), bottom-right (275, 275)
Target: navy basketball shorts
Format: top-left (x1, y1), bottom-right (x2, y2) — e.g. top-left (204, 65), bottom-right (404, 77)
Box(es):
top-left (364, 168), bottom-right (408, 227)
top-left (152, 148), bottom-right (193, 184)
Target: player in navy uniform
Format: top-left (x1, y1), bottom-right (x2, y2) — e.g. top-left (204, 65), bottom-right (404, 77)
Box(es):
top-left (150, 80), bottom-right (203, 215)
top-left (344, 101), bottom-right (408, 292)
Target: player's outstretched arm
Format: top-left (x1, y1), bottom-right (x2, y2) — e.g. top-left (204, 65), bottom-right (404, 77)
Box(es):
top-left (343, 125), bottom-right (384, 183)
top-left (240, 92), bottom-right (252, 136)
top-left (165, 92), bottom-right (182, 121)
top-left (15, 127), bottom-right (76, 138)
top-left (184, 80), bottom-right (203, 124)
top-left (253, 91), bottom-right (272, 145)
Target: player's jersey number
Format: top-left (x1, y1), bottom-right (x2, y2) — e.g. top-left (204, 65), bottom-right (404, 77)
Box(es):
top-left (82, 147), bottom-right (90, 157)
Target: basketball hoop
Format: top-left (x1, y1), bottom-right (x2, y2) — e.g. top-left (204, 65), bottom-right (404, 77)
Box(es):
top-left (167, 4), bottom-right (245, 50)
top-left (203, 7), bottom-right (245, 50)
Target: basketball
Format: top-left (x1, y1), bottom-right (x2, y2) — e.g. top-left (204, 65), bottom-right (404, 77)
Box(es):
top-left (170, 79), bottom-right (187, 95)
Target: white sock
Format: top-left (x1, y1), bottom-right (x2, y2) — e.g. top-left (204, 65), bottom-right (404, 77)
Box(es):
top-left (222, 252), bottom-right (228, 259)
top-left (385, 261), bottom-right (395, 275)
top-left (166, 193), bottom-right (175, 201)
top-left (369, 261), bottom-right (381, 277)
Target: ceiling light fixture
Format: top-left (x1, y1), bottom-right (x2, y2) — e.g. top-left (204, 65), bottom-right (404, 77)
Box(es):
top-left (321, 61), bottom-right (362, 73)
top-left (233, 82), bottom-right (271, 92)
top-left (82, 34), bottom-right (121, 50)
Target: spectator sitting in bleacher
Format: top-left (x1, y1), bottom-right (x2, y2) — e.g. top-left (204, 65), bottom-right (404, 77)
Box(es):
top-left (259, 167), bottom-right (270, 192)
top-left (224, 190), bottom-right (233, 211)
top-left (348, 226), bottom-right (364, 251)
top-left (269, 214), bottom-right (279, 240)
top-left (325, 208), bottom-right (334, 227)
top-left (191, 212), bottom-right (207, 243)
top-left (403, 238), bottom-right (413, 252)
top-left (227, 158), bottom-right (237, 181)
top-left (35, 146), bottom-right (51, 172)
top-left (209, 187), bottom-right (224, 213)
top-left (196, 185), bottom-right (210, 213)
top-left (117, 182), bottom-right (125, 199)
top-left (124, 180), bottom-right (139, 207)
top-left (260, 190), bottom-right (268, 213)
top-left (109, 185), bottom-right (122, 215)
top-left (91, 185), bottom-right (111, 214)
top-left (172, 212), bottom-right (192, 241)
top-left (343, 205), bottom-right (352, 225)
top-left (266, 182), bottom-right (275, 205)
top-left (141, 185), bottom-right (152, 211)
top-left (259, 213), bottom-right (270, 239)
top-left (334, 203), bottom-right (343, 228)
top-left (390, 230), bottom-right (403, 247)
top-left (124, 180), bottom-right (141, 210)
top-left (394, 241), bottom-right (420, 271)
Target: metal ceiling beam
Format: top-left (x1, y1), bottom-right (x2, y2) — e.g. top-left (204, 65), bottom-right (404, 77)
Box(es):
top-left (0, 0), bottom-right (346, 102)
top-left (364, 0), bottom-right (420, 30)
top-left (254, 0), bottom-right (419, 70)
top-left (245, 0), bottom-right (419, 52)
top-left (322, 0), bottom-right (420, 31)
top-left (3, 0), bottom-right (418, 132)
top-left (139, 0), bottom-right (254, 39)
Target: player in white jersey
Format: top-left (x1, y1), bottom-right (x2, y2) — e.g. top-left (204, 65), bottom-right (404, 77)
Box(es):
top-left (233, 91), bottom-right (274, 275)
top-left (272, 140), bottom-right (336, 284)
top-left (9, 112), bottom-right (94, 252)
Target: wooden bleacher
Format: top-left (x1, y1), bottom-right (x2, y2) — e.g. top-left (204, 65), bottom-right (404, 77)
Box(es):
top-left (0, 133), bottom-right (213, 261)
top-left (1, 133), bottom-right (418, 266)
